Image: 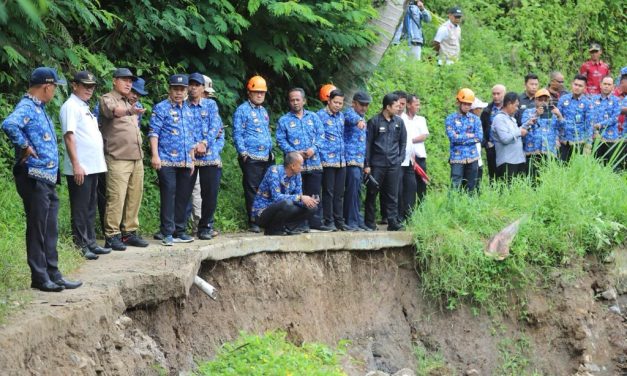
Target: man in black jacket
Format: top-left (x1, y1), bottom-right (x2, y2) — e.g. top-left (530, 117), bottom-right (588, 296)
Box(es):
top-left (364, 93), bottom-right (407, 231)
top-left (480, 84), bottom-right (506, 182)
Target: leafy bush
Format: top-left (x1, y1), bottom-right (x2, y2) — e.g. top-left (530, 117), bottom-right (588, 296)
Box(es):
top-left (195, 331), bottom-right (348, 376)
top-left (408, 153), bottom-right (627, 310)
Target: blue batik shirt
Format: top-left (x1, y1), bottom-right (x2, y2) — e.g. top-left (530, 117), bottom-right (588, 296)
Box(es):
top-left (276, 110), bottom-right (324, 172)
top-left (251, 164), bottom-right (303, 218)
top-left (189, 98), bottom-right (223, 167)
top-left (557, 93), bottom-right (593, 143)
top-left (316, 108), bottom-right (346, 168)
top-left (2, 94), bottom-right (59, 185)
top-left (148, 99), bottom-right (196, 168)
top-left (445, 111), bottom-right (483, 164)
top-left (343, 107), bottom-right (367, 167)
top-left (590, 94), bottom-right (621, 142)
top-left (521, 108), bottom-right (560, 156)
top-left (233, 100), bottom-right (272, 161)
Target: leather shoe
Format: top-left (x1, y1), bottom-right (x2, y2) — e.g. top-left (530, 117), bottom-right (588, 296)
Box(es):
top-left (53, 278), bottom-right (83, 289)
top-left (82, 248), bottom-right (99, 260)
top-left (337, 223), bottom-right (352, 231)
top-left (31, 281), bottom-right (64, 292)
top-left (248, 224), bottom-right (261, 233)
top-left (197, 230), bottom-right (212, 240)
top-left (90, 246), bottom-right (112, 255)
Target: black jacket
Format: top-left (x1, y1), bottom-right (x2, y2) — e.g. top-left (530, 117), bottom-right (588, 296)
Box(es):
top-left (365, 113), bottom-right (407, 168)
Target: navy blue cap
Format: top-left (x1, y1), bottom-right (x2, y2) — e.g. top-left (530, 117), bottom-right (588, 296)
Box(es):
top-left (72, 71), bottom-right (97, 85)
top-left (169, 74), bottom-right (188, 87)
top-left (29, 67), bottom-right (67, 86)
top-left (131, 78), bottom-right (148, 96)
top-left (353, 91), bottom-right (372, 104)
top-left (188, 72), bottom-right (205, 85)
top-left (448, 6), bottom-right (463, 16)
top-left (113, 68), bottom-right (136, 80)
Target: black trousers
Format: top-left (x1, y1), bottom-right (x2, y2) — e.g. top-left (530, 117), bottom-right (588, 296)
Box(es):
top-left (398, 165), bottom-right (417, 222)
top-left (97, 172), bottom-right (106, 235)
top-left (365, 165), bottom-right (400, 228)
top-left (343, 166), bottom-right (364, 228)
top-left (559, 143), bottom-right (585, 162)
top-left (486, 146), bottom-right (497, 182)
top-left (301, 170), bottom-right (323, 228)
top-left (496, 162), bottom-right (526, 182)
top-left (322, 167), bottom-right (346, 226)
top-left (196, 165), bottom-right (222, 231)
top-left (257, 200), bottom-right (316, 232)
top-left (14, 167), bottom-right (62, 285)
top-left (158, 166), bottom-right (195, 236)
top-left (66, 174), bottom-right (99, 249)
top-left (238, 157), bottom-right (270, 224)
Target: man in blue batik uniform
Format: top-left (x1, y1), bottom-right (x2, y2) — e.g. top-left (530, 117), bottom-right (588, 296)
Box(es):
top-left (149, 74), bottom-right (197, 246)
top-left (276, 88), bottom-right (328, 231)
top-left (590, 76), bottom-right (621, 166)
top-left (252, 152), bottom-right (319, 235)
top-left (557, 74), bottom-right (593, 162)
top-left (2, 67), bottom-right (82, 292)
top-left (188, 73), bottom-right (223, 240)
top-left (233, 75), bottom-right (273, 233)
top-left (445, 88), bottom-right (483, 192)
top-left (343, 91), bottom-right (371, 231)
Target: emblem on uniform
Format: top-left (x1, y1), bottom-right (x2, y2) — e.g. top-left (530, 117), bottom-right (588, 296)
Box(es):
top-left (256, 127), bottom-right (262, 132)
top-left (23, 117), bottom-right (30, 124)
top-left (172, 129), bottom-right (179, 135)
top-left (251, 112), bottom-right (257, 118)
top-left (329, 153), bottom-right (335, 158)
top-left (271, 167), bottom-right (277, 173)
top-left (329, 136), bottom-right (335, 141)
top-left (43, 133), bottom-right (51, 141)
top-left (258, 145), bottom-right (265, 150)
top-left (289, 121), bottom-right (296, 128)
top-left (35, 107), bottom-right (41, 113)
top-left (595, 100), bottom-right (601, 105)
top-left (47, 161), bottom-right (55, 168)
top-left (455, 120), bottom-right (461, 124)
top-left (326, 120), bottom-right (332, 125)
top-left (564, 101), bottom-right (570, 106)
top-left (578, 103), bottom-right (584, 108)
top-left (201, 111), bottom-right (208, 117)
top-left (253, 118), bottom-right (259, 124)
top-left (171, 150), bottom-right (179, 156)
top-left (294, 139), bottom-right (300, 145)
top-left (307, 120), bottom-right (313, 125)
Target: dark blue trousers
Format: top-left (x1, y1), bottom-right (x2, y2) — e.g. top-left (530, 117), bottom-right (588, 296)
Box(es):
top-left (343, 166), bottom-right (364, 228)
top-left (67, 174), bottom-right (99, 249)
top-left (450, 161), bottom-right (479, 192)
top-left (256, 200), bottom-right (316, 232)
top-left (322, 166), bottom-right (346, 226)
top-left (196, 165), bottom-right (222, 231)
top-left (301, 170), bottom-right (323, 228)
top-left (158, 166), bottom-right (194, 236)
top-left (14, 167), bottom-right (62, 285)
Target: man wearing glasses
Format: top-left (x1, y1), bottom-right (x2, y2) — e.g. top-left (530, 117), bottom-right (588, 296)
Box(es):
top-left (433, 6), bottom-right (462, 65)
top-left (547, 71), bottom-right (568, 106)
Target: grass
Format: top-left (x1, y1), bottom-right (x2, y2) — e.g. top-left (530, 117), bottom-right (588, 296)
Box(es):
top-left (414, 344), bottom-right (453, 376)
top-left (407, 152), bottom-right (627, 311)
top-left (194, 331), bottom-right (348, 376)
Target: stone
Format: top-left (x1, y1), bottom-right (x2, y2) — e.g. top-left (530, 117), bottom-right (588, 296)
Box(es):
top-left (609, 305), bottom-right (621, 315)
top-left (584, 363), bottom-right (601, 372)
top-left (465, 369), bottom-right (480, 376)
top-left (365, 371), bottom-right (390, 376)
top-left (392, 369), bottom-right (416, 376)
top-left (600, 287), bottom-right (617, 301)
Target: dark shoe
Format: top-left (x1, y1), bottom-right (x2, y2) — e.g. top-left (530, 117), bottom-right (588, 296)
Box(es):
top-left (122, 232), bottom-right (149, 247)
top-left (248, 224), bottom-right (261, 233)
top-left (173, 233), bottom-right (194, 243)
top-left (31, 281), bottom-right (64, 292)
top-left (285, 227), bottom-right (304, 235)
top-left (379, 218), bottom-right (388, 225)
top-left (162, 235), bottom-right (174, 246)
top-left (317, 224), bottom-right (336, 232)
top-left (387, 222), bottom-right (403, 231)
top-left (81, 248), bottom-right (99, 260)
top-left (105, 235), bottom-right (127, 251)
top-left (337, 223), bottom-right (352, 231)
top-left (197, 230), bottom-right (213, 240)
top-left (363, 223), bottom-right (376, 231)
top-left (264, 228), bottom-right (287, 236)
top-left (90, 245), bottom-right (112, 255)
top-left (53, 278), bottom-right (83, 289)
top-left (153, 232), bottom-right (164, 241)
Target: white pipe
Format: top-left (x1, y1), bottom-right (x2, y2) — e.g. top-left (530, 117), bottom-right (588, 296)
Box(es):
top-left (194, 276), bottom-right (218, 300)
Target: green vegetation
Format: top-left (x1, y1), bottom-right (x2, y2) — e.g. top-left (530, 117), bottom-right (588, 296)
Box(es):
top-left (414, 344), bottom-right (453, 376)
top-left (194, 331), bottom-right (348, 375)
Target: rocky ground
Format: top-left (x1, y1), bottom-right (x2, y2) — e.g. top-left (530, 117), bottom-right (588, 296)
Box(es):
top-left (0, 232), bottom-right (624, 375)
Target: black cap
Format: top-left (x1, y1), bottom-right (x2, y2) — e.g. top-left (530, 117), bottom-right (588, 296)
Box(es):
top-left (448, 6), bottom-right (463, 16)
top-left (188, 72), bottom-right (204, 85)
top-left (113, 68), bottom-right (136, 79)
top-left (169, 74), bottom-right (188, 87)
top-left (29, 67), bottom-right (67, 86)
top-left (353, 91), bottom-right (372, 104)
top-left (72, 71), bottom-right (97, 85)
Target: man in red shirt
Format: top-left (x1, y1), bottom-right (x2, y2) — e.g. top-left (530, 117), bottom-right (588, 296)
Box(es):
top-left (579, 43), bottom-right (610, 95)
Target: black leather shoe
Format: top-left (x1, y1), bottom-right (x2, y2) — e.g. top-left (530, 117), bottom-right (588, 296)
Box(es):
top-left (90, 246), bottom-right (112, 255)
top-left (122, 232), bottom-right (149, 247)
top-left (105, 235), bottom-right (127, 251)
top-left (387, 222), bottom-right (403, 231)
top-left (81, 248), bottom-right (99, 260)
top-left (337, 223), bottom-right (352, 231)
top-left (248, 224), bottom-right (261, 233)
top-left (31, 281), bottom-right (64, 292)
top-left (318, 224), bottom-right (337, 232)
top-left (197, 230), bottom-right (212, 240)
top-left (153, 232), bottom-right (164, 240)
top-left (53, 278), bottom-right (83, 289)
top-left (362, 223), bottom-right (376, 231)
top-left (264, 228), bottom-right (287, 236)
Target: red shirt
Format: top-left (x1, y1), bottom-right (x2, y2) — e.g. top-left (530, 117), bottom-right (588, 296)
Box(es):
top-left (579, 60), bottom-right (610, 94)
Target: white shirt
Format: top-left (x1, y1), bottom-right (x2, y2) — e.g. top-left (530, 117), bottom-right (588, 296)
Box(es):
top-left (401, 113), bottom-right (429, 166)
top-left (433, 20), bottom-right (461, 63)
top-left (60, 94), bottom-right (107, 175)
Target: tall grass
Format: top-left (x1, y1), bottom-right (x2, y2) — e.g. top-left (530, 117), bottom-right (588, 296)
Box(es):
top-left (408, 153), bottom-right (627, 310)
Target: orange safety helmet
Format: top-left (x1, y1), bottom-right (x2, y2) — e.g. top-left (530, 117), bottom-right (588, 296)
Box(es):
top-left (456, 88), bottom-right (475, 104)
top-left (247, 75), bottom-right (268, 92)
top-left (319, 83), bottom-right (337, 102)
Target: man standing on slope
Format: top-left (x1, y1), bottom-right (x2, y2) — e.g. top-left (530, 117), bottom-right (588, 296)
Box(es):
top-left (433, 6), bottom-right (462, 65)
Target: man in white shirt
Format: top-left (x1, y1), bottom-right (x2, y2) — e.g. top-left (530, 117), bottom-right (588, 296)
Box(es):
top-left (399, 94), bottom-right (429, 221)
top-left (60, 71), bottom-right (110, 260)
top-left (432, 6), bottom-right (462, 65)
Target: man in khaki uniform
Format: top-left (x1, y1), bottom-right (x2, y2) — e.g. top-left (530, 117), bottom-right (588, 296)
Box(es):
top-left (98, 68), bottom-right (149, 250)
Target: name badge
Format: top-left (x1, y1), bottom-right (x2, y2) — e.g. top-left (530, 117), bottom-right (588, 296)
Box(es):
top-left (379, 126), bottom-right (387, 133)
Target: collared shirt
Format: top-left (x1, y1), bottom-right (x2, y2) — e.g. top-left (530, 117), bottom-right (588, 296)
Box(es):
top-left (148, 99), bottom-right (196, 168)
top-left (316, 107), bottom-right (346, 168)
top-left (590, 94), bottom-right (621, 142)
top-left (343, 107), bottom-right (367, 168)
top-left (60, 93), bottom-right (107, 175)
top-left (492, 111), bottom-right (525, 166)
top-left (521, 108), bottom-right (560, 156)
top-left (276, 110), bottom-right (324, 172)
top-left (190, 98), bottom-right (224, 166)
top-left (2, 94), bottom-right (59, 185)
top-left (579, 60), bottom-right (610, 95)
top-left (252, 164), bottom-right (302, 218)
top-left (403, 5), bottom-right (431, 45)
top-left (445, 111), bottom-right (483, 164)
top-left (401, 113), bottom-right (429, 165)
top-left (232, 100), bottom-right (272, 161)
top-left (433, 20), bottom-right (461, 62)
top-left (98, 90), bottom-right (143, 160)
top-left (516, 92), bottom-right (536, 126)
top-left (557, 93), bottom-right (593, 143)
top-left (365, 113), bottom-right (407, 168)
